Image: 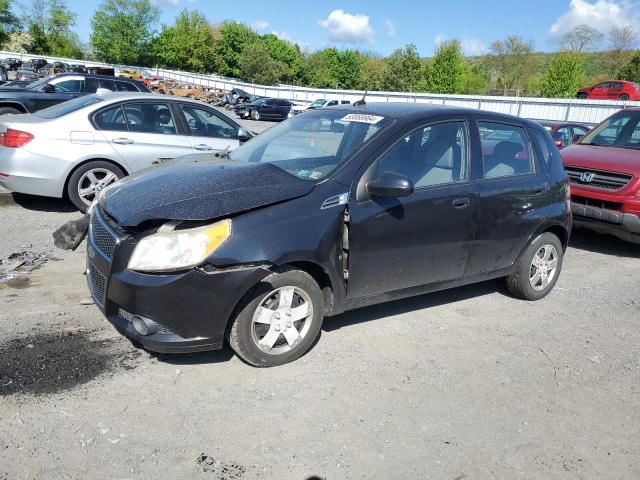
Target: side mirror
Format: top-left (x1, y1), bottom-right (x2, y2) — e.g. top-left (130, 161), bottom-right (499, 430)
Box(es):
top-left (237, 127), bottom-right (252, 142)
top-left (42, 84), bottom-right (55, 93)
top-left (554, 140), bottom-right (563, 149)
top-left (367, 171), bottom-right (414, 198)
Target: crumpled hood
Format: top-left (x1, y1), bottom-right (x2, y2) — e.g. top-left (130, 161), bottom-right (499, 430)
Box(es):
top-left (100, 154), bottom-right (315, 227)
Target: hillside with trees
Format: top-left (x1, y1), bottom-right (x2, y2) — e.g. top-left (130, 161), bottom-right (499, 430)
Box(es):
top-left (1, 0), bottom-right (638, 97)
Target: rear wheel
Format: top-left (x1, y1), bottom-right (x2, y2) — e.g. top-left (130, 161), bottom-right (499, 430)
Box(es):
top-left (576, 92), bottom-right (588, 99)
top-left (0, 106), bottom-right (21, 115)
top-left (251, 109), bottom-right (260, 121)
top-left (67, 161), bottom-right (125, 212)
top-left (619, 94), bottom-right (630, 101)
top-left (506, 232), bottom-right (563, 301)
top-left (228, 268), bottom-right (324, 367)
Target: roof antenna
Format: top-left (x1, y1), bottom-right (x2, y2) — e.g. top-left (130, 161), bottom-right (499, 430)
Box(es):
top-left (353, 90), bottom-right (367, 107)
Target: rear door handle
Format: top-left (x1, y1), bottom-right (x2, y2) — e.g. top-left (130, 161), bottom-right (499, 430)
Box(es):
top-left (452, 197), bottom-right (471, 209)
top-left (530, 188), bottom-right (545, 195)
top-left (193, 144), bottom-right (213, 151)
top-left (112, 138), bottom-right (134, 145)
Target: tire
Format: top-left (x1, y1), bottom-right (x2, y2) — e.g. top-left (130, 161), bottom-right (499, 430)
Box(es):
top-left (251, 109), bottom-right (260, 121)
top-left (67, 161), bottom-right (125, 212)
top-left (576, 93), bottom-right (588, 99)
top-left (506, 232), bottom-right (564, 301)
top-left (0, 106), bottom-right (22, 116)
top-left (619, 94), bottom-right (630, 101)
top-left (228, 268), bottom-right (324, 367)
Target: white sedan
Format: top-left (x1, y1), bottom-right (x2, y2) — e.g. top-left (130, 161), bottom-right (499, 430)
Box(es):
top-left (0, 92), bottom-right (251, 210)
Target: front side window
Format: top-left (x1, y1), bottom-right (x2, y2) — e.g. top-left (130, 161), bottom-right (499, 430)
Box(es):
top-left (181, 105), bottom-right (237, 138)
top-left (123, 103), bottom-right (176, 135)
top-left (480, 122), bottom-right (533, 179)
top-left (374, 121), bottom-right (468, 188)
top-left (228, 109), bottom-right (392, 181)
top-left (581, 111), bottom-right (640, 149)
top-left (94, 105), bottom-right (127, 132)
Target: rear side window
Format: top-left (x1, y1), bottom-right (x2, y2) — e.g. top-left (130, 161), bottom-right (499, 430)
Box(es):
top-left (115, 80), bottom-right (138, 92)
top-left (530, 129), bottom-right (553, 171)
top-left (94, 105), bottom-right (128, 132)
top-left (123, 102), bottom-right (176, 135)
top-left (85, 78), bottom-right (116, 93)
top-left (479, 122), bottom-right (533, 179)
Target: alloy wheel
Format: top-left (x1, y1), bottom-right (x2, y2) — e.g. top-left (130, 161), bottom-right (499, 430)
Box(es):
top-left (251, 286), bottom-right (313, 354)
top-left (77, 168), bottom-right (119, 207)
top-left (529, 244), bottom-right (559, 291)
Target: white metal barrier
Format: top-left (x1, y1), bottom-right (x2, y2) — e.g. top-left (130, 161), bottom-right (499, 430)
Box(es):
top-left (1, 50), bottom-right (632, 125)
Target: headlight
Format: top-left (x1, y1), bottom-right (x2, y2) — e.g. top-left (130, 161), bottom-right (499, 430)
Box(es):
top-left (127, 219), bottom-right (231, 273)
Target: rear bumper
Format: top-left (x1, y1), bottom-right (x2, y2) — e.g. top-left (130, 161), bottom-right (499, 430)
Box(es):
top-left (571, 202), bottom-right (640, 243)
top-left (0, 148), bottom-right (68, 197)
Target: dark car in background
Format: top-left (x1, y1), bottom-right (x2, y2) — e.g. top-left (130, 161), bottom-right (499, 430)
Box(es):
top-left (28, 58), bottom-right (48, 70)
top-left (238, 97), bottom-right (293, 121)
top-left (2, 58), bottom-right (22, 71)
top-left (85, 103), bottom-right (571, 366)
top-left (15, 68), bottom-right (39, 82)
top-left (561, 108), bottom-right (640, 244)
top-left (0, 72), bottom-right (149, 115)
top-left (538, 121), bottom-right (591, 149)
top-left (576, 80), bottom-right (640, 101)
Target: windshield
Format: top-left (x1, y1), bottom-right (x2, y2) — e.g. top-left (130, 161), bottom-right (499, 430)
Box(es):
top-left (580, 111), bottom-right (640, 149)
top-left (228, 109), bottom-right (393, 180)
top-left (34, 95), bottom-right (104, 119)
top-left (24, 78), bottom-right (49, 90)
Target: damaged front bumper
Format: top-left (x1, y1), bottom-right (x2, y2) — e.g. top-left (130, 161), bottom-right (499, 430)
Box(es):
top-left (86, 208), bottom-right (271, 353)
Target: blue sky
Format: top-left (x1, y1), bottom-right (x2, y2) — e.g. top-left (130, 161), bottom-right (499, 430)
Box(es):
top-left (60, 0), bottom-right (640, 56)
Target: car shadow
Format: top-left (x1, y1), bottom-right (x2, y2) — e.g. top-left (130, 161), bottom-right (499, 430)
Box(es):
top-left (8, 192), bottom-right (77, 213)
top-left (569, 227), bottom-right (640, 259)
top-left (151, 344), bottom-right (235, 365)
top-left (324, 279), bottom-right (507, 332)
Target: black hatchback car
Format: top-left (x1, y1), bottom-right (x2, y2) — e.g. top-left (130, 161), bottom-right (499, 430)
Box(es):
top-left (86, 103), bottom-right (571, 366)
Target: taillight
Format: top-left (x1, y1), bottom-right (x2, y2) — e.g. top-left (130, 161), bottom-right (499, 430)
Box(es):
top-left (0, 128), bottom-right (34, 148)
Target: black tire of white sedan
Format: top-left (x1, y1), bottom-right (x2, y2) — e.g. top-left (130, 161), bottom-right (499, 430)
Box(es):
top-left (506, 232), bottom-right (563, 301)
top-left (228, 269), bottom-right (324, 367)
top-left (67, 161), bottom-right (125, 212)
top-left (0, 106), bottom-right (21, 115)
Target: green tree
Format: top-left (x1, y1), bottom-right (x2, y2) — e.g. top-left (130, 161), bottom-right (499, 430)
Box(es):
top-left (334, 50), bottom-right (364, 90)
top-left (23, 0), bottom-right (79, 56)
top-left (213, 21), bottom-right (258, 77)
top-left (618, 50), bottom-right (640, 82)
top-left (153, 9), bottom-right (215, 73)
top-left (561, 24), bottom-right (604, 53)
top-left (305, 48), bottom-right (340, 88)
top-left (90, 0), bottom-right (159, 65)
top-left (540, 51), bottom-right (585, 98)
top-left (488, 35), bottom-right (536, 95)
top-left (462, 64), bottom-right (489, 94)
top-left (262, 33), bottom-right (304, 83)
top-left (383, 43), bottom-right (422, 91)
top-left (238, 40), bottom-right (287, 85)
top-left (423, 40), bottom-right (467, 93)
top-left (358, 56), bottom-right (389, 91)
top-left (0, 0), bottom-right (20, 46)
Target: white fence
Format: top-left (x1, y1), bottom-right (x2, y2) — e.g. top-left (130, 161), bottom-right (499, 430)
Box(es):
top-left (2, 50), bottom-right (633, 125)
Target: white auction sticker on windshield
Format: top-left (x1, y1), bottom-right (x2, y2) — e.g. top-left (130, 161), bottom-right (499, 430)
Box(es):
top-left (340, 113), bottom-right (384, 124)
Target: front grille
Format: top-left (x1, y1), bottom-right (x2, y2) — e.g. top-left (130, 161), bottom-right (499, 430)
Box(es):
top-left (88, 263), bottom-right (107, 306)
top-left (90, 208), bottom-right (117, 259)
top-left (118, 308), bottom-right (175, 335)
top-left (565, 166), bottom-right (632, 191)
top-left (572, 195), bottom-right (622, 211)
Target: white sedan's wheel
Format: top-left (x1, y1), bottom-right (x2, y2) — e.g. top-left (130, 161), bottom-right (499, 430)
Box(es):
top-left (67, 161), bottom-right (125, 212)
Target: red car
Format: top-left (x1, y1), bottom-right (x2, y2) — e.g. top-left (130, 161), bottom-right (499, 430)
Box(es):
top-left (538, 121), bottom-right (591, 149)
top-left (576, 80), bottom-right (640, 101)
top-left (561, 108), bottom-right (640, 243)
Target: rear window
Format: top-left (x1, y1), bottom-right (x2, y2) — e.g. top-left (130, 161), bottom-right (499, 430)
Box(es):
top-left (34, 95), bottom-right (104, 119)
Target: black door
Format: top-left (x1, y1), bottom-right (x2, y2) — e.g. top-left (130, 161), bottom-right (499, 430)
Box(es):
top-left (465, 120), bottom-right (549, 275)
top-left (261, 100), bottom-right (277, 118)
top-left (32, 77), bottom-right (85, 111)
top-left (347, 120), bottom-right (479, 299)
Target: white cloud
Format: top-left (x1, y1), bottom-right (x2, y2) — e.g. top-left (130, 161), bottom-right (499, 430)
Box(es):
top-left (382, 18), bottom-right (396, 38)
top-left (252, 20), bottom-right (270, 31)
top-left (153, 0), bottom-right (180, 6)
top-left (461, 37), bottom-right (486, 55)
top-left (549, 0), bottom-right (640, 41)
top-left (271, 31), bottom-right (309, 50)
top-left (318, 9), bottom-right (375, 45)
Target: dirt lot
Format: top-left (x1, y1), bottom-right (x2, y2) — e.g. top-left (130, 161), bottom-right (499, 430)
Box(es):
top-left (1, 110), bottom-right (639, 480)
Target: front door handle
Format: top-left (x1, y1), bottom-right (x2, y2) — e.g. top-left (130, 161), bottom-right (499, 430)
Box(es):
top-left (452, 197), bottom-right (471, 209)
top-left (530, 188), bottom-right (545, 195)
top-left (193, 144), bottom-right (213, 151)
top-left (112, 138), bottom-right (134, 145)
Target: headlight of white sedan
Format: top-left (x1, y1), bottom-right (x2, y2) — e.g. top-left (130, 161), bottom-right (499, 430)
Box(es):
top-left (127, 219), bottom-right (231, 273)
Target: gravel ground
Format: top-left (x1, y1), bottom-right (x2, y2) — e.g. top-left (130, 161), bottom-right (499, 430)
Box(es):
top-left (1, 109), bottom-right (639, 480)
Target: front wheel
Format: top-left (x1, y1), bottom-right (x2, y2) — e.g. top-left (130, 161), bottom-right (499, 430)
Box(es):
top-left (67, 161), bottom-right (125, 212)
top-left (619, 94), bottom-right (630, 101)
top-left (228, 268), bottom-right (324, 367)
top-left (506, 232), bottom-right (564, 301)
top-left (251, 109), bottom-right (260, 121)
top-left (576, 92), bottom-right (588, 99)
